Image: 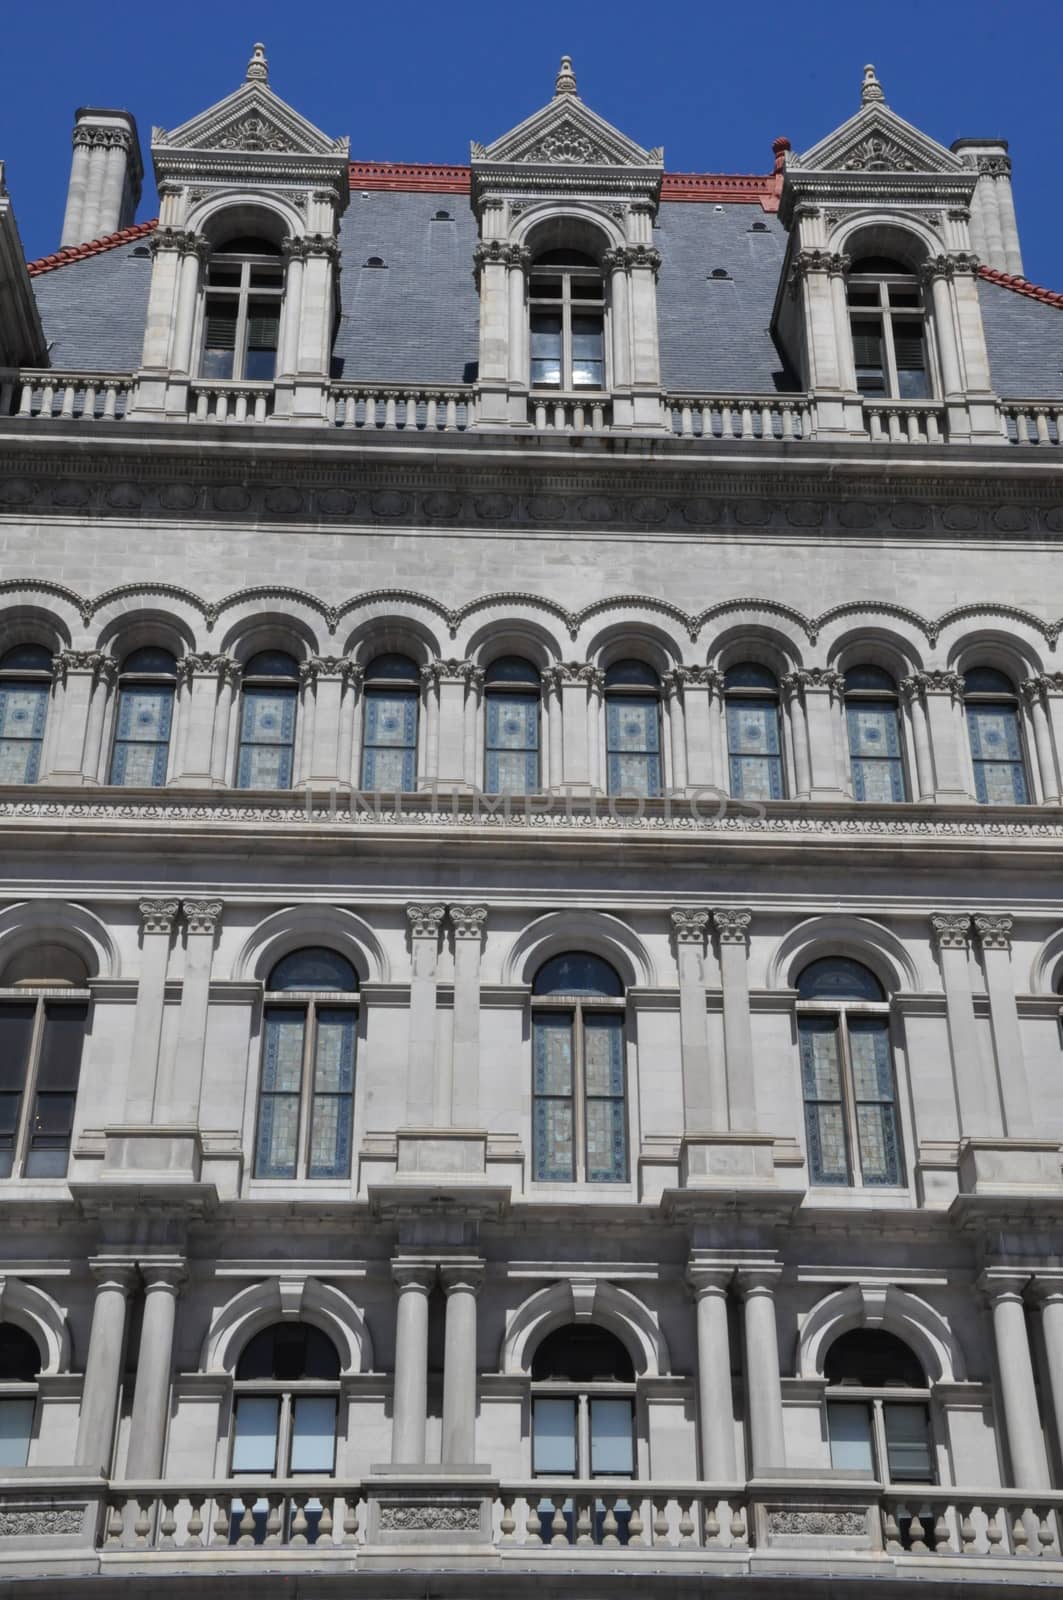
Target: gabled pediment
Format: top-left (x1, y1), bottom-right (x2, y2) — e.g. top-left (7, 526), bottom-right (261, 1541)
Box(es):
top-left (153, 44), bottom-right (347, 158)
top-left (472, 57), bottom-right (662, 170)
top-left (793, 65), bottom-right (962, 176)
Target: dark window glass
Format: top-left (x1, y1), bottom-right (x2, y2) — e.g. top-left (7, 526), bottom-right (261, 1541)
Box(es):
top-left (532, 1324), bottom-right (634, 1383)
top-left (25, 1003), bottom-right (87, 1176)
top-left (0, 646), bottom-right (51, 672)
top-left (825, 1329), bottom-right (926, 1388)
top-left (484, 656), bottom-right (540, 687)
top-left (120, 648), bottom-right (176, 676)
top-left (797, 957), bottom-right (885, 1003)
top-left (203, 299), bottom-right (238, 379)
top-left (844, 665), bottom-right (895, 693)
top-left (0, 1324), bottom-right (41, 1383)
top-left (237, 1321), bottom-right (341, 1382)
top-left (533, 953), bottom-right (623, 998)
top-left (268, 948), bottom-right (358, 993)
top-left (530, 312), bottom-right (563, 388)
top-left (604, 660), bottom-right (659, 689)
top-left (364, 654), bottom-right (419, 683)
top-left (724, 661), bottom-right (777, 691)
top-left (245, 652), bottom-right (299, 680)
top-left (0, 1007), bottom-right (34, 1177)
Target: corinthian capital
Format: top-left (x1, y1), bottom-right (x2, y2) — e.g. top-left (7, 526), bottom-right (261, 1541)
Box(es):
top-left (55, 649), bottom-right (115, 686)
top-left (182, 899), bottom-right (224, 937)
top-left (931, 913), bottom-right (971, 951)
top-left (407, 903), bottom-right (446, 941)
top-left (299, 656), bottom-right (362, 688)
top-left (449, 904), bottom-right (488, 941)
top-left (670, 908), bottom-right (711, 946)
top-left (900, 670), bottom-right (964, 702)
top-left (139, 898), bottom-right (180, 937)
top-left (973, 914), bottom-right (1012, 952)
top-left (713, 908), bottom-right (752, 946)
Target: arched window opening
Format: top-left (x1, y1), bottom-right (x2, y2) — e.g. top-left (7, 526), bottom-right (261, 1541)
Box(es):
top-left (230, 1321), bottom-right (340, 1544)
top-left (844, 665), bottom-right (907, 802)
top-left (605, 660), bottom-right (661, 799)
top-left (0, 1323), bottom-right (42, 1467)
top-left (109, 647), bottom-right (177, 787)
top-left (824, 1328), bottom-right (933, 1490)
top-left (847, 255), bottom-right (929, 400)
top-left (484, 656), bottom-right (541, 795)
top-left (531, 952), bottom-right (627, 1184)
top-left (724, 662), bottom-right (783, 800)
top-left (0, 645), bottom-right (53, 785)
top-left (797, 956), bottom-right (902, 1189)
top-left (530, 249), bottom-right (605, 392)
top-left (531, 1323), bottom-right (635, 1544)
top-left (361, 654), bottom-right (419, 792)
top-left (963, 667), bottom-right (1029, 805)
top-left (0, 946), bottom-right (89, 1179)
top-left (238, 651), bottom-right (299, 790)
top-left (201, 237), bottom-right (283, 382)
top-left (255, 947), bottom-right (359, 1181)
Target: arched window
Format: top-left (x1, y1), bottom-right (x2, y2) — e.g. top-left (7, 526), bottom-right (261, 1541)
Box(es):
top-left (825, 1329), bottom-right (933, 1487)
top-left (725, 662), bottom-right (783, 800)
top-left (532, 1323), bottom-right (635, 1544)
top-left (254, 948), bottom-right (359, 1180)
top-left (0, 946), bottom-right (90, 1179)
top-left (484, 656), bottom-right (541, 794)
top-left (797, 957), bottom-right (903, 1189)
top-left (201, 237), bottom-right (283, 382)
top-left (109, 647), bottom-right (177, 787)
top-left (238, 651), bottom-right (299, 790)
top-left (0, 1323), bottom-right (42, 1467)
top-left (847, 256), bottom-right (930, 400)
top-left (605, 660), bottom-right (661, 799)
top-left (963, 667), bottom-right (1029, 804)
top-left (230, 1321), bottom-right (340, 1543)
top-left (530, 249), bottom-right (605, 393)
top-left (844, 665), bottom-right (907, 802)
top-left (0, 645), bottom-right (52, 785)
top-left (361, 654), bottom-right (419, 792)
top-left (532, 953), bottom-right (626, 1184)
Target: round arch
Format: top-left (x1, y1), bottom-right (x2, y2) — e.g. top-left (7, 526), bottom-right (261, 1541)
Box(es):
top-left (514, 205), bottom-right (624, 261)
top-left (500, 1279), bottom-right (670, 1377)
top-left (189, 194), bottom-right (307, 249)
top-left (231, 906), bottom-right (389, 985)
top-left (201, 1276), bottom-right (374, 1376)
top-left (830, 216), bottom-right (938, 269)
top-left (0, 1276), bottom-right (71, 1374)
top-left (499, 910), bottom-right (654, 989)
top-left (767, 914), bottom-right (919, 995)
top-left (1028, 927), bottom-right (1063, 994)
top-left (797, 1283), bottom-right (966, 1384)
top-left (0, 900), bottom-right (117, 982)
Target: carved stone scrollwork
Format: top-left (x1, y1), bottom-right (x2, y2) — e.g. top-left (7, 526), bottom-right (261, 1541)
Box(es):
top-left (299, 656), bottom-right (362, 688)
top-left (422, 659), bottom-right (481, 690)
top-left (931, 913), bottom-right (972, 951)
top-left (378, 1503), bottom-right (480, 1532)
top-left (521, 118), bottom-right (609, 166)
top-left (713, 908), bottom-right (752, 946)
top-left (663, 665), bottom-right (724, 697)
top-left (768, 1509), bottom-right (868, 1538)
top-left (282, 233), bottom-right (341, 264)
top-left (842, 134), bottom-right (917, 173)
top-left (1021, 673), bottom-right (1063, 705)
top-left (182, 899), bottom-right (224, 937)
top-left (670, 908), bottom-right (711, 946)
top-left (55, 650), bottom-right (116, 687)
top-left (0, 1507), bottom-right (85, 1537)
top-left (139, 898), bottom-right (180, 937)
top-left (449, 904), bottom-right (488, 941)
top-left (900, 670), bottom-right (964, 702)
top-left (787, 250), bottom-right (850, 298)
top-left (176, 652), bottom-right (230, 686)
top-left (973, 914), bottom-right (1013, 952)
top-left (406, 903), bottom-right (446, 941)
top-left (918, 253), bottom-right (980, 287)
top-left (977, 155), bottom-right (1012, 177)
top-left (781, 668), bottom-right (845, 701)
top-left (215, 115), bottom-right (296, 154)
top-left (542, 662), bottom-right (605, 694)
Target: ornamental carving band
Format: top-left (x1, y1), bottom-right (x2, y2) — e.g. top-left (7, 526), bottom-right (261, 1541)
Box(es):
top-left (139, 898), bottom-right (180, 936)
top-left (407, 903), bottom-right (446, 940)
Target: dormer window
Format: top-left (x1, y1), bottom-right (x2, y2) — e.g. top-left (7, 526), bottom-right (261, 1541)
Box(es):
top-left (201, 237), bottom-right (283, 382)
top-left (847, 257), bottom-right (929, 400)
top-left (530, 250), bottom-right (605, 392)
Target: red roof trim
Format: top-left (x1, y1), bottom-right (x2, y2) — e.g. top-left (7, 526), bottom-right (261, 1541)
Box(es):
top-left (978, 263), bottom-right (1063, 310)
top-left (27, 219), bottom-right (159, 277)
top-left (350, 161), bottom-right (470, 194)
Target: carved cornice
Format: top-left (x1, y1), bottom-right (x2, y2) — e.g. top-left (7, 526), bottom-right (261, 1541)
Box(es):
top-left (670, 908), bottom-right (711, 946)
top-left (182, 898), bottom-right (223, 936)
top-left (449, 904), bottom-right (488, 941)
top-left (73, 125), bottom-right (134, 152)
top-left (713, 908), bottom-right (752, 946)
top-left (139, 898), bottom-right (180, 936)
top-left (406, 903), bottom-right (446, 941)
top-left (972, 913), bottom-right (1013, 952)
top-left (931, 913), bottom-right (972, 951)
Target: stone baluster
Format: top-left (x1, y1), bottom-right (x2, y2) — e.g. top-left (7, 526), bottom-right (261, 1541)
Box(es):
top-left (125, 1260), bottom-right (186, 1479)
top-left (448, 905), bottom-right (487, 1127)
top-left (158, 899), bottom-right (223, 1125)
top-left (390, 1263), bottom-right (436, 1464)
top-left (124, 899), bottom-right (180, 1125)
top-left (972, 915), bottom-right (1033, 1137)
top-left (931, 914), bottom-right (1000, 1138)
top-left (75, 1260), bottom-right (138, 1470)
top-left (690, 1266), bottom-right (737, 1480)
top-left (405, 904), bottom-right (445, 1126)
top-left (712, 909), bottom-right (757, 1130)
top-left (736, 1266), bottom-right (786, 1473)
top-left (441, 1262), bottom-right (483, 1464)
top-left (44, 651), bottom-right (115, 785)
top-left (669, 909), bottom-right (717, 1134)
top-left (980, 1271), bottom-right (1049, 1489)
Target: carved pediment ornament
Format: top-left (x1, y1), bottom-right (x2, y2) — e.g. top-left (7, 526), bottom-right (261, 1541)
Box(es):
top-left (522, 118), bottom-right (611, 166)
top-left (214, 114), bottom-right (297, 154)
top-left (842, 133), bottom-right (918, 173)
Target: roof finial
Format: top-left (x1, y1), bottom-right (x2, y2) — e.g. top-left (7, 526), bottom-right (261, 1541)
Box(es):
top-left (861, 63), bottom-right (884, 105)
top-left (246, 42), bottom-right (269, 84)
top-left (554, 55), bottom-right (578, 97)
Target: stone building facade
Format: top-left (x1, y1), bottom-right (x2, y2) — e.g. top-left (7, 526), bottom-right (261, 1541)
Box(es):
top-left (0, 44), bottom-right (1061, 1597)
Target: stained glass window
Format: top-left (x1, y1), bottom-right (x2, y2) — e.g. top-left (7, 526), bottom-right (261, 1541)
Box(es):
top-left (110, 648), bottom-right (177, 787)
top-left (605, 661), bottom-right (661, 798)
top-left (532, 953), bottom-right (626, 1184)
top-left (238, 652), bottom-right (299, 790)
top-left (844, 666), bottom-right (906, 802)
top-left (485, 656), bottom-right (540, 793)
top-left (964, 669), bottom-right (1028, 804)
top-left (0, 645), bottom-right (52, 785)
top-left (362, 654), bottom-right (419, 792)
top-left (725, 662), bottom-right (783, 800)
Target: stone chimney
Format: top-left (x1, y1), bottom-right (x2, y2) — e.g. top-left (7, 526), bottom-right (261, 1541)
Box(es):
top-left (60, 108), bottom-right (143, 248)
top-left (951, 138), bottom-right (1023, 276)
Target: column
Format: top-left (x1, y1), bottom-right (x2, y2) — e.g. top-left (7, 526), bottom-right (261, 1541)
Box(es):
top-left (980, 1271), bottom-right (1049, 1489)
top-left (1029, 1276), bottom-right (1063, 1476)
top-left (1022, 678), bottom-right (1062, 804)
top-left (173, 655), bottom-right (226, 787)
top-left (301, 658), bottom-right (357, 790)
top-left (919, 672), bottom-right (972, 802)
top-left (463, 668), bottom-right (483, 787)
top-left (604, 252), bottom-right (631, 391)
top-left (713, 910), bottom-right (756, 1130)
top-left (278, 239), bottom-right (306, 379)
top-left (60, 132), bottom-right (92, 248)
top-left (669, 910), bottom-right (717, 1134)
top-left (159, 899), bottom-right (223, 1125)
top-left (922, 261), bottom-right (964, 399)
top-left (391, 1264), bottom-right (435, 1464)
top-left (405, 904), bottom-right (444, 1125)
top-left (43, 652), bottom-right (114, 785)
top-left (737, 1267), bottom-right (785, 1474)
top-left (124, 899), bottom-right (179, 1125)
top-left (210, 660), bottom-right (241, 786)
top-left (506, 251), bottom-right (528, 389)
top-left (900, 676), bottom-right (936, 801)
top-left (931, 914), bottom-right (999, 1138)
top-left (781, 676), bottom-right (812, 798)
top-left (972, 915), bottom-right (1033, 1137)
top-left (169, 236), bottom-right (207, 377)
top-left (441, 1264), bottom-right (483, 1464)
top-left (828, 254), bottom-right (856, 390)
top-left (449, 905), bottom-right (487, 1127)
top-left (664, 672), bottom-right (689, 791)
top-left (545, 670), bottom-right (564, 788)
top-left (690, 1268), bottom-right (737, 1481)
top-left (125, 1262), bottom-right (186, 1479)
top-left (75, 1261), bottom-right (137, 1471)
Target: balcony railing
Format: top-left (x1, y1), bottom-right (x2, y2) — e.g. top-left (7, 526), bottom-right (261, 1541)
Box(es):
top-left (863, 400), bottom-right (946, 444)
top-left (667, 395), bottom-right (811, 440)
top-left (10, 370), bottom-right (133, 421)
top-left (530, 395), bottom-right (612, 433)
top-left (188, 381), bottom-right (275, 423)
top-left (328, 384), bottom-right (475, 431)
top-left (1000, 400), bottom-right (1063, 445)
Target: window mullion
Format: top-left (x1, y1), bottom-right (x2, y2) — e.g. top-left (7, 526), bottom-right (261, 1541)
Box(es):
top-left (278, 1391), bottom-right (294, 1479)
top-left (577, 1391), bottom-right (591, 1479)
top-left (837, 1008), bottom-right (861, 1185)
top-left (871, 1398), bottom-right (888, 1483)
top-left (234, 268), bottom-right (252, 382)
top-left (562, 281), bottom-right (573, 393)
top-left (14, 999), bottom-right (46, 1177)
top-left (298, 1002), bottom-right (316, 1180)
top-left (573, 1001), bottom-right (586, 1182)
top-left (882, 314), bottom-right (901, 400)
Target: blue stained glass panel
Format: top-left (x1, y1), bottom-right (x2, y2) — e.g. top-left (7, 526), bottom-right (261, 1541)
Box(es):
top-left (0, 682), bottom-right (48, 783)
top-left (362, 690), bottom-right (417, 791)
top-left (849, 1018), bottom-right (902, 1185)
top-left (584, 1014), bottom-right (626, 1182)
top-left (606, 695), bottom-right (661, 796)
top-left (256, 1009), bottom-right (304, 1178)
top-left (847, 701), bottom-right (906, 801)
top-left (727, 698), bottom-right (782, 799)
top-left (800, 1017), bottom-right (850, 1185)
top-left (533, 1014), bottom-right (574, 1181)
top-left (308, 1008), bottom-right (355, 1178)
top-left (110, 685), bottom-right (174, 787)
top-left (966, 704), bottom-right (1028, 803)
top-left (486, 691), bottom-right (539, 793)
top-left (238, 688), bottom-right (296, 790)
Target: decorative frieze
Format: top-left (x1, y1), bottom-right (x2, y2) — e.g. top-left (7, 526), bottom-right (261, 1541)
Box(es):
top-left (0, 1507), bottom-right (85, 1537)
top-left (377, 1503), bottom-right (481, 1532)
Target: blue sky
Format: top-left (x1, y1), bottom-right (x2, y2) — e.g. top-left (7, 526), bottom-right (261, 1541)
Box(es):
top-left (2, 0), bottom-right (1060, 283)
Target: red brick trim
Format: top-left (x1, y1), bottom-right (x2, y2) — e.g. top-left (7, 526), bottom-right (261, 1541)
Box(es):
top-left (27, 219), bottom-right (159, 277)
top-left (978, 264), bottom-right (1063, 310)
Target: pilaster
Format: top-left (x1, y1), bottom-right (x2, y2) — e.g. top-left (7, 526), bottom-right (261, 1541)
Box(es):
top-left (42, 652), bottom-right (115, 786)
top-left (405, 904), bottom-right (445, 1126)
top-left (449, 905), bottom-right (488, 1128)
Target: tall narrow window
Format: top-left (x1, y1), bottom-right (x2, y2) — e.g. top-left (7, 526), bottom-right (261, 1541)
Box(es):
top-left (531, 1324), bottom-right (635, 1544)
top-left (797, 957), bottom-right (902, 1189)
top-left (361, 654), bottom-right (420, 792)
top-left (484, 656), bottom-right (541, 794)
top-left (0, 948), bottom-right (89, 1179)
top-left (964, 667), bottom-right (1029, 804)
top-left (605, 660), bottom-right (661, 798)
top-left (201, 238), bottom-right (283, 382)
top-left (255, 948), bottom-right (359, 1181)
top-left (0, 645), bottom-right (52, 784)
top-left (230, 1321), bottom-right (340, 1545)
top-left (725, 662), bottom-right (784, 800)
top-left (532, 953), bottom-right (627, 1184)
top-left (825, 1329), bottom-right (934, 1496)
top-left (847, 257), bottom-right (930, 400)
top-left (530, 250), bottom-right (605, 391)
top-left (844, 665), bottom-right (907, 802)
top-left (109, 647), bottom-right (177, 787)
top-left (238, 651), bottom-right (299, 790)
top-left (0, 1324), bottom-right (42, 1468)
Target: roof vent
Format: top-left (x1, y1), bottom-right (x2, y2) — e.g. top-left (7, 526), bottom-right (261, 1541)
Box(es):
top-left (709, 267), bottom-right (730, 279)
top-left (750, 221), bottom-right (768, 232)
top-left (363, 256), bottom-right (387, 269)
top-left (432, 209), bottom-right (453, 221)
top-left (131, 245), bottom-right (150, 257)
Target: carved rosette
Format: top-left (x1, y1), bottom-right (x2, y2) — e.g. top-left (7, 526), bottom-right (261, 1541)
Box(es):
top-left (182, 898), bottom-right (224, 937)
top-left (406, 903), bottom-right (446, 942)
top-left (931, 913), bottom-right (972, 951)
top-left (139, 898), bottom-right (180, 937)
top-left (449, 904), bottom-right (488, 942)
top-left (0, 1507), bottom-right (86, 1537)
top-left (973, 914), bottom-right (1012, 952)
top-left (670, 908), bottom-right (711, 946)
top-left (713, 908), bottom-right (752, 946)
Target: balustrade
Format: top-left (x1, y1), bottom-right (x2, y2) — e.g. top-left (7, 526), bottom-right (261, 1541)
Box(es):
top-left (668, 394), bottom-right (810, 441)
top-left (999, 401), bottom-right (1063, 445)
top-left (530, 395), bottom-right (612, 433)
top-left (188, 382), bottom-right (274, 423)
top-left (329, 385), bottom-right (474, 432)
top-left (862, 399), bottom-right (946, 443)
top-left (14, 370), bottom-right (132, 420)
